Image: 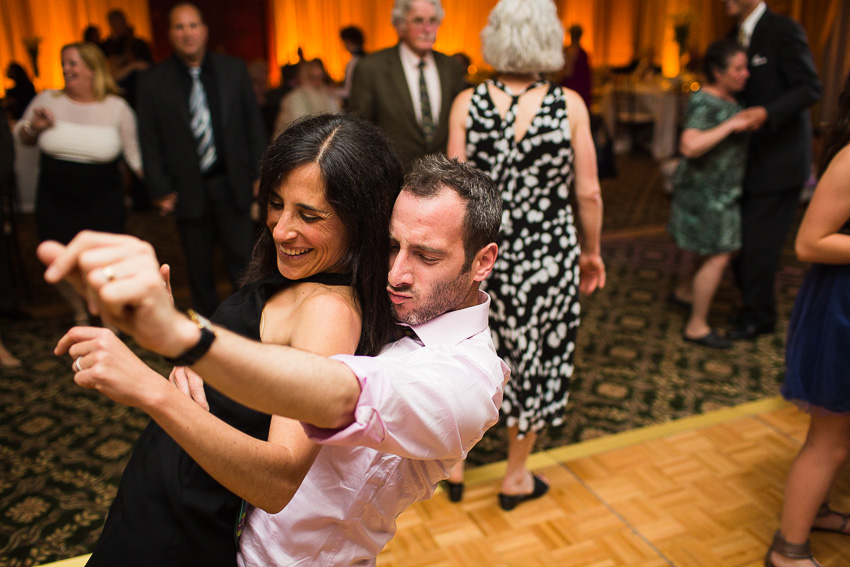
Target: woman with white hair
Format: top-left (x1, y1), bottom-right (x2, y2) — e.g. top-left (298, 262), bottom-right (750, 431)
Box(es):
top-left (447, 0), bottom-right (605, 510)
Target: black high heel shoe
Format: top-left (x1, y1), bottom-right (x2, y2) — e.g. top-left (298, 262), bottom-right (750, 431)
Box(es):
top-left (443, 480), bottom-right (464, 503)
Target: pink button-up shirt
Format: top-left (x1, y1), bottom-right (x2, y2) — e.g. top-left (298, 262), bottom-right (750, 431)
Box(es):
top-left (238, 291), bottom-right (508, 566)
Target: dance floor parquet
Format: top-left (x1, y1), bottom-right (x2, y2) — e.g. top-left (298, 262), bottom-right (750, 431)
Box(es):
top-left (375, 402), bottom-right (850, 567)
top-left (34, 402), bottom-right (850, 567)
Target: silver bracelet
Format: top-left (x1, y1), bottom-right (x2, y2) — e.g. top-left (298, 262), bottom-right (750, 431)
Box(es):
top-left (22, 120), bottom-right (35, 137)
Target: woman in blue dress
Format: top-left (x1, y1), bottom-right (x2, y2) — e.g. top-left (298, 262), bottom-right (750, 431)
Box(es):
top-left (765, 71), bottom-right (850, 567)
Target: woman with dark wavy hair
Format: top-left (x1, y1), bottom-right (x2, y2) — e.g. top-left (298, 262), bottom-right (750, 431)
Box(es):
top-left (244, 114), bottom-right (400, 356)
top-left (764, 71), bottom-right (850, 567)
top-left (67, 113), bottom-right (403, 567)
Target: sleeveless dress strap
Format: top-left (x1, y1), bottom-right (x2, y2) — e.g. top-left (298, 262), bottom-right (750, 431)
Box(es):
top-left (265, 271), bottom-right (351, 289)
top-left (484, 78), bottom-right (549, 190)
top-left (297, 272), bottom-right (351, 286)
top-left (252, 272), bottom-right (352, 317)
top-left (488, 78), bottom-right (549, 103)
top-left (487, 78), bottom-right (550, 127)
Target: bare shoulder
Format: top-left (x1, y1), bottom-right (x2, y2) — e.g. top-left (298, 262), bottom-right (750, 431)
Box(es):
top-left (815, 145), bottom-right (850, 196)
top-left (451, 88), bottom-right (474, 111)
top-left (288, 282), bottom-right (360, 332)
top-left (560, 87), bottom-right (587, 114)
top-left (290, 283), bottom-right (361, 354)
top-left (261, 281), bottom-right (361, 354)
top-left (262, 282), bottom-right (359, 345)
top-left (828, 144), bottom-right (850, 172)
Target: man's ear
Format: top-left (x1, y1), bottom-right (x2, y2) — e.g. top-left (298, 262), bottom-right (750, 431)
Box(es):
top-left (471, 242), bottom-right (498, 282)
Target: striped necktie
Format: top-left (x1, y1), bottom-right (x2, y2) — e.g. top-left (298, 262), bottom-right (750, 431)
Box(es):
top-left (418, 59), bottom-right (434, 143)
top-left (189, 67), bottom-right (217, 172)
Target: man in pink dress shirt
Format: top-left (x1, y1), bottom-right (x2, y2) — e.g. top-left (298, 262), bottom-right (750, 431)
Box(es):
top-left (41, 154), bottom-right (509, 566)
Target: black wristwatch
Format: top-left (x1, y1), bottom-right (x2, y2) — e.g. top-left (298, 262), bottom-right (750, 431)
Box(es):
top-left (163, 309), bottom-right (217, 366)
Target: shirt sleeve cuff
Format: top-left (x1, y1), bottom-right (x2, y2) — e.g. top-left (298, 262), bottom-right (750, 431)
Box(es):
top-left (301, 354), bottom-right (388, 446)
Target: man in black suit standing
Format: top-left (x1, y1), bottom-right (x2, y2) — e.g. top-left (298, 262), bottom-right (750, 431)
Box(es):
top-left (348, 0), bottom-right (466, 172)
top-left (723, 0), bottom-right (822, 339)
top-left (137, 2), bottom-right (266, 316)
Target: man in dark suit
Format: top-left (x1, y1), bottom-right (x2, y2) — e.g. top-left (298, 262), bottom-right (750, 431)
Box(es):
top-left (348, 0), bottom-right (466, 172)
top-left (723, 0), bottom-right (822, 339)
top-left (137, 2), bottom-right (266, 316)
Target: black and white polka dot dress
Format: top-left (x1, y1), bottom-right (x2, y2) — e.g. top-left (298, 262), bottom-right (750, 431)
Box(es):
top-left (466, 79), bottom-right (581, 436)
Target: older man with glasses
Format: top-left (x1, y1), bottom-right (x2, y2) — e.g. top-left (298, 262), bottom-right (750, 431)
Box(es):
top-left (348, 0), bottom-right (467, 172)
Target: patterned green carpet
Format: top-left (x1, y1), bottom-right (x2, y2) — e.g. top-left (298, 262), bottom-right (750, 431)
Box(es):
top-left (0, 154), bottom-right (806, 566)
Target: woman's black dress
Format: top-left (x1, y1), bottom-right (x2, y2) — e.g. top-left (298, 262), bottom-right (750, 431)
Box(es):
top-left (87, 272), bottom-right (348, 566)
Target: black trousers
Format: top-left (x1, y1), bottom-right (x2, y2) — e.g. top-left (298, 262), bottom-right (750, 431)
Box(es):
top-left (177, 175), bottom-right (254, 317)
top-left (0, 199), bottom-right (15, 312)
top-left (733, 186), bottom-right (801, 328)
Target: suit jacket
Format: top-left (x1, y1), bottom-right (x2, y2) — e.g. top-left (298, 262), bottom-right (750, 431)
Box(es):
top-left (348, 46), bottom-right (465, 172)
top-left (137, 53), bottom-right (267, 220)
top-left (734, 8), bottom-right (821, 194)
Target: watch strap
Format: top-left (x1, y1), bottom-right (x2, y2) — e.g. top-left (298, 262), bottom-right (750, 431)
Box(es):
top-left (163, 309), bottom-right (216, 366)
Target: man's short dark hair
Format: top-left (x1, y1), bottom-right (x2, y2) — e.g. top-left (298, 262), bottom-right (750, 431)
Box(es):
top-left (403, 155), bottom-right (501, 269)
top-left (106, 9), bottom-right (127, 25)
top-left (340, 26), bottom-right (364, 48)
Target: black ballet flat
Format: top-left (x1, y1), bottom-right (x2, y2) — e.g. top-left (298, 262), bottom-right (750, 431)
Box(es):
top-left (498, 474), bottom-right (549, 511)
top-left (682, 330), bottom-right (732, 349)
top-left (443, 480), bottom-right (464, 503)
top-left (666, 292), bottom-right (692, 311)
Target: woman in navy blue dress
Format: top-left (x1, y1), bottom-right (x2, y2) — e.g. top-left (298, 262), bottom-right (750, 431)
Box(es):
top-left (766, 72), bottom-right (850, 567)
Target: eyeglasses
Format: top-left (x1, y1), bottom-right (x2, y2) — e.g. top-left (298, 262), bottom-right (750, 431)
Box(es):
top-left (407, 17), bottom-right (440, 29)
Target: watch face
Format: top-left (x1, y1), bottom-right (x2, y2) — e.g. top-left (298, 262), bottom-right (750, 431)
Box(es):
top-left (188, 309), bottom-right (215, 334)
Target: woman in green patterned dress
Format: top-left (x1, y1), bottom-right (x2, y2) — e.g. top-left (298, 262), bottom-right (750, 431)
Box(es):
top-left (668, 39), bottom-right (759, 349)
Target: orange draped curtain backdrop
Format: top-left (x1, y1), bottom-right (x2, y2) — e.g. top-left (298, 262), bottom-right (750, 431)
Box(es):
top-left (0, 0), bottom-right (838, 92)
top-left (266, 0), bottom-right (838, 84)
top-left (0, 0), bottom-right (152, 95)
top-left (268, 0), bottom-right (640, 80)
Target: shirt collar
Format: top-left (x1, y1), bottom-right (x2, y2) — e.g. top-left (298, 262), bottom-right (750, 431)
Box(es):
top-left (740, 2), bottom-right (767, 43)
top-left (397, 290), bottom-right (491, 346)
top-left (398, 42), bottom-right (433, 68)
top-left (175, 52), bottom-right (210, 75)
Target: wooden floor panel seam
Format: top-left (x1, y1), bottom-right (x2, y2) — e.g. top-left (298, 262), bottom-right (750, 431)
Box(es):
top-left (561, 459), bottom-right (677, 567)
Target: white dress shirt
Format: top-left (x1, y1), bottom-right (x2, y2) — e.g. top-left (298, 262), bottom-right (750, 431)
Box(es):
top-left (738, 1), bottom-right (767, 48)
top-left (398, 42), bottom-right (442, 127)
top-left (238, 291), bottom-right (509, 567)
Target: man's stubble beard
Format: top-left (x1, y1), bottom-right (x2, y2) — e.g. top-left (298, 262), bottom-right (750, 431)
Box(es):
top-left (391, 269), bottom-right (471, 326)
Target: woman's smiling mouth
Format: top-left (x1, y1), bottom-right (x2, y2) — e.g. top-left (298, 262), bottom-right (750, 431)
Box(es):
top-left (279, 246), bottom-right (311, 258)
